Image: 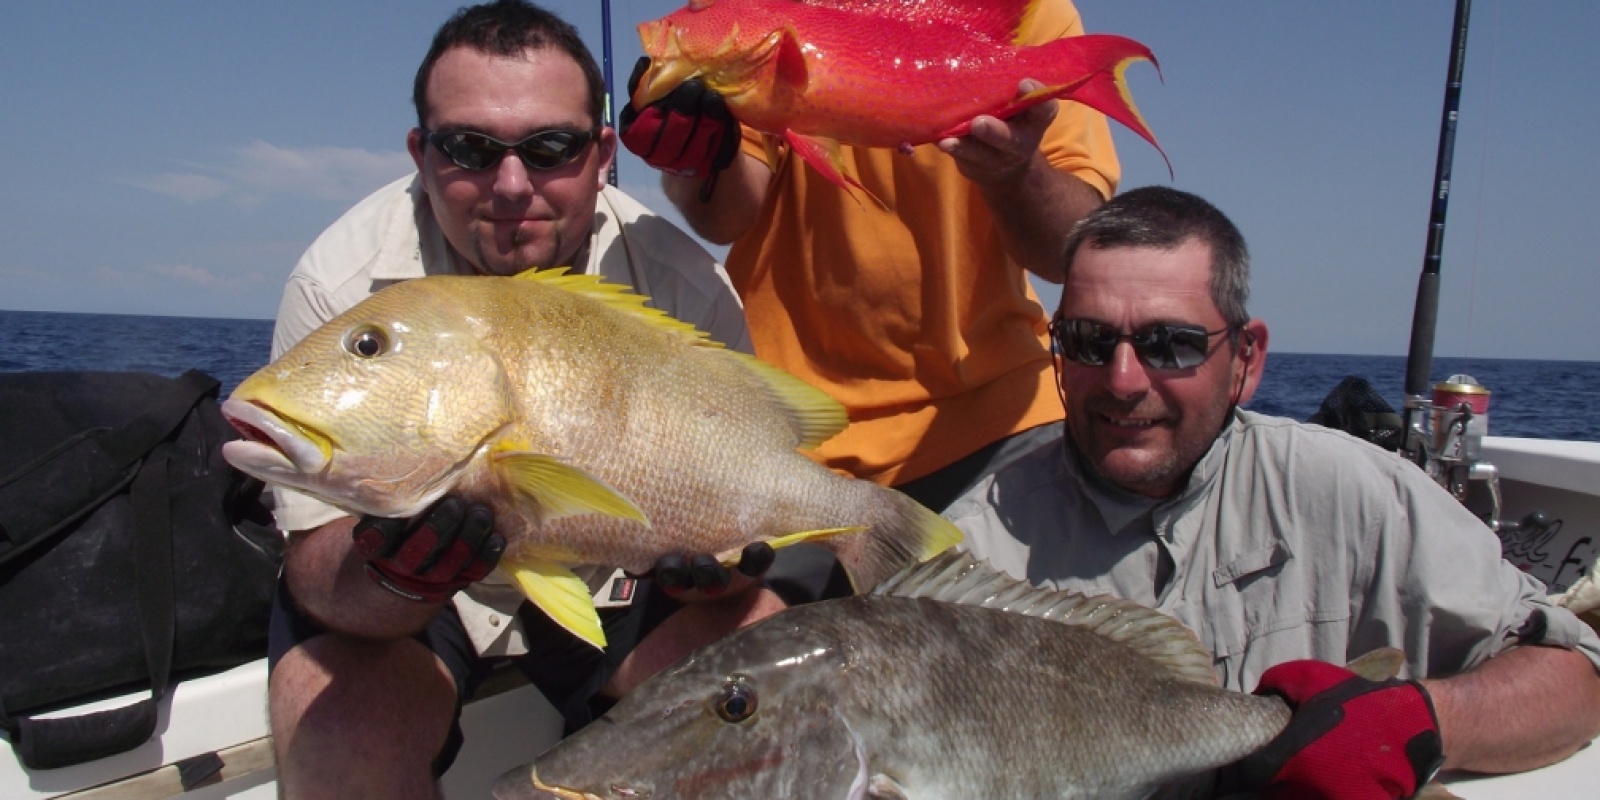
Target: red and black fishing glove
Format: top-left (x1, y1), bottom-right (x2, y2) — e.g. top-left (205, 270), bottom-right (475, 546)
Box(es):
top-left (1230, 659), bottom-right (1445, 800)
top-left (352, 496), bottom-right (505, 604)
top-left (618, 56), bottom-right (741, 180)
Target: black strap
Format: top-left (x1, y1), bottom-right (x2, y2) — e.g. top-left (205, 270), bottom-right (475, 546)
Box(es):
top-left (0, 427), bottom-right (183, 769)
top-left (0, 370), bottom-right (218, 564)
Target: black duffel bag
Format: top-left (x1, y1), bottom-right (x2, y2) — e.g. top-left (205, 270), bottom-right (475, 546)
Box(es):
top-left (0, 370), bottom-right (283, 770)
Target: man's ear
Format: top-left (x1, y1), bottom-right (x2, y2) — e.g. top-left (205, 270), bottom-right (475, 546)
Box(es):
top-left (1235, 320), bottom-right (1270, 405)
top-left (594, 127), bottom-right (619, 192)
top-left (407, 128), bottom-right (427, 172)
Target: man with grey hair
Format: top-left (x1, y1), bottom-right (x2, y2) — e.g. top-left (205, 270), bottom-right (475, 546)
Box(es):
top-left (946, 186), bottom-right (1600, 796)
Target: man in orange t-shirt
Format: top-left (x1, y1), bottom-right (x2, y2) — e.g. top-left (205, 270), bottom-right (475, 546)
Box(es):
top-left (622, 0), bottom-right (1121, 512)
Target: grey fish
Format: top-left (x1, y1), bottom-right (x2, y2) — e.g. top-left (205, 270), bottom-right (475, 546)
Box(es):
top-left (494, 552), bottom-right (1298, 799)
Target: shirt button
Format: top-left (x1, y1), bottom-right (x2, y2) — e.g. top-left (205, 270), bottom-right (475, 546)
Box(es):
top-left (488, 614), bottom-right (501, 627)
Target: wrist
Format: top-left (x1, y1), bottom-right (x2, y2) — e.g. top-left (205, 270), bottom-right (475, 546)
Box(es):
top-left (363, 561), bottom-right (465, 605)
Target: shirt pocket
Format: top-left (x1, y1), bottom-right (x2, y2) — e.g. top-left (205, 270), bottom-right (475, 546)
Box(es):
top-left (1201, 542), bottom-right (1352, 689)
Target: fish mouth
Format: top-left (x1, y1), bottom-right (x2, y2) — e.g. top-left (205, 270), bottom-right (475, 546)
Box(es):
top-left (219, 398), bottom-right (332, 475)
top-left (633, 23), bottom-right (703, 106)
top-left (491, 763), bottom-right (611, 800)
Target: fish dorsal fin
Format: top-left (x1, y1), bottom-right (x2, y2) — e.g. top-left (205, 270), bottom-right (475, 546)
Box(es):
top-left (1346, 646), bottom-right (1406, 682)
top-left (797, 0), bottom-right (1037, 44)
top-left (726, 350), bottom-right (848, 449)
top-left (512, 267), bottom-right (724, 349)
top-left (877, 551), bottom-right (1217, 686)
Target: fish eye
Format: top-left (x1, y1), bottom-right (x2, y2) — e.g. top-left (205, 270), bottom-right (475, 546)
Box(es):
top-left (344, 326), bottom-right (389, 358)
top-left (712, 677), bottom-right (758, 723)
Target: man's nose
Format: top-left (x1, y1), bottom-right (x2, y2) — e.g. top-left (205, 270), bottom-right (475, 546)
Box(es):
top-left (1104, 341), bottom-right (1153, 398)
top-left (493, 152), bottom-right (535, 198)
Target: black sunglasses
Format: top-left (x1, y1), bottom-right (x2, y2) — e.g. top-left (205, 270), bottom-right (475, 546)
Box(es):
top-left (1050, 317), bottom-right (1237, 371)
top-left (421, 128), bottom-right (597, 172)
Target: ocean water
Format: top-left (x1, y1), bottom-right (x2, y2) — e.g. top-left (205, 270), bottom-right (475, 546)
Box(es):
top-left (2, 309), bottom-right (1597, 442)
top-left (1, 310), bottom-right (275, 397)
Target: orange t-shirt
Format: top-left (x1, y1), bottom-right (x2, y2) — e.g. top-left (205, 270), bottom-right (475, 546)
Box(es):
top-left (725, 0), bottom-right (1121, 486)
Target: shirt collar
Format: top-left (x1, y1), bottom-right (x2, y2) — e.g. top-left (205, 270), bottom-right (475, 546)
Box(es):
top-left (1067, 439), bottom-right (1161, 537)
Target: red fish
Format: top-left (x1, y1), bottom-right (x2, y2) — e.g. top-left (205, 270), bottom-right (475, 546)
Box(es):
top-left (633, 0), bottom-right (1165, 194)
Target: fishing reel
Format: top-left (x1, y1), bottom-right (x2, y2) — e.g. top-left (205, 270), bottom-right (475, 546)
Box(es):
top-left (1401, 375), bottom-right (1552, 543)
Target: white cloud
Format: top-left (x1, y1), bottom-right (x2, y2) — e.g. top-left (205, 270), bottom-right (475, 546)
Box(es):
top-left (146, 262), bottom-right (227, 286)
top-left (0, 265), bottom-right (52, 283)
top-left (144, 262), bottom-right (271, 291)
top-left (227, 140), bottom-right (414, 201)
top-left (125, 172), bottom-right (232, 202)
top-left (72, 263), bottom-right (269, 293)
top-left (125, 141), bottom-right (414, 204)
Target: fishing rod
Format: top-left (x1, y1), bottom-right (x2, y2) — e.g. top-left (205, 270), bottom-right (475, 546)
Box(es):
top-left (1398, 0), bottom-right (1551, 541)
top-left (1400, 0), bottom-right (1472, 464)
top-left (602, 0), bottom-right (618, 187)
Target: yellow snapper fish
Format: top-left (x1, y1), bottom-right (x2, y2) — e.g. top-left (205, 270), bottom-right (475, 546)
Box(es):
top-left (220, 269), bottom-right (960, 648)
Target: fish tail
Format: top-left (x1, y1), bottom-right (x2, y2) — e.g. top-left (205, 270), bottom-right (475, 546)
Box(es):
top-left (1017, 34), bottom-right (1169, 174)
top-left (822, 485), bottom-right (963, 593)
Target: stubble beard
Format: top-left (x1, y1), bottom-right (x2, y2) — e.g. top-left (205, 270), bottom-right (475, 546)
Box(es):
top-left (1071, 422), bottom-right (1187, 497)
top-left (469, 226), bottom-right (565, 276)
top-left (1074, 394), bottom-right (1234, 498)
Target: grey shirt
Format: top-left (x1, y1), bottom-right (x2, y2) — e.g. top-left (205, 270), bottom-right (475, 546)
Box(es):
top-left (946, 409), bottom-right (1600, 690)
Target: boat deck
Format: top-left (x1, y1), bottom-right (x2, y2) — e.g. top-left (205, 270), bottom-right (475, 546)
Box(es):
top-left (6, 435), bottom-right (1598, 798)
top-left (5, 656), bottom-right (1597, 799)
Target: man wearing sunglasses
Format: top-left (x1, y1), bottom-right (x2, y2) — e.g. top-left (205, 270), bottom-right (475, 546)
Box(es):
top-left (263, 3), bottom-right (801, 799)
top-left (946, 187), bottom-right (1600, 797)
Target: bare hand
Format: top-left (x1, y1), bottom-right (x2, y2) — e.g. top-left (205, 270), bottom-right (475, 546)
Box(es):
top-left (602, 584), bottom-right (788, 698)
top-left (939, 79), bottom-right (1057, 185)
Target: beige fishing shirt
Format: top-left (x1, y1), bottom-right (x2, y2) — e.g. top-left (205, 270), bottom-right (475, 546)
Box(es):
top-left (268, 173), bottom-right (750, 655)
top-left (946, 409), bottom-right (1600, 690)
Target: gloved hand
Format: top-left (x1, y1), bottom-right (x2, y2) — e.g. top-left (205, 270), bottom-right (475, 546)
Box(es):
top-left (1229, 659), bottom-right (1445, 800)
top-left (618, 56), bottom-right (741, 179)
top-left (352, 496), bottom-right (505, 604)
top-left (642, 542), bottom-right (777, 598)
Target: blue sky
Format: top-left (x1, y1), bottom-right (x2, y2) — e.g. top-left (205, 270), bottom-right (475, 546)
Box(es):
top-left (2, 1), bottom-right (1596, 360)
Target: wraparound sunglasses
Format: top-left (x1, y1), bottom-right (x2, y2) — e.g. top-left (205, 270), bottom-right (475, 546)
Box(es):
top-left (1050, 317), bottom-right (1238, 371)
top-left (420, 128), bottom-right (597, 172)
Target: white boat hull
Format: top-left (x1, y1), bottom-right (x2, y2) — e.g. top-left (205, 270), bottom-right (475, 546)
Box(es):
top-left (0, 660), bottom-right (563, 799)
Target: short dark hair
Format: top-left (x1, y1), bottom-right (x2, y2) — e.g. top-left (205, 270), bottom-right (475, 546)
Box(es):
top-left (1060, 186), bottom-right (1251, 327)
top-left (412, 0), bottom-right (605, 130)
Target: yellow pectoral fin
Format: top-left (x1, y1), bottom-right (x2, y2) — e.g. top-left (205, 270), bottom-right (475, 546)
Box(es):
top-left (718, 526), bottom-right (869, 566)
top-left (493, 452), bottom-right (651, 527)
top-left (503, 558), bottom-right (607, 649)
